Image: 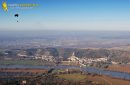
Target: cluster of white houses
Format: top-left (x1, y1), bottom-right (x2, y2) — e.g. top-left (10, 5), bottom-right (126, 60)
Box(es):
top-left (62, 52), bottom-right (109, 66)
top-left (16, 51), bottom-right (120, 66)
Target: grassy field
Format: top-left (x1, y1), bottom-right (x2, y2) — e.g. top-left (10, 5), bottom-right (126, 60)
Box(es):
top-left (56, 73), bottom-right (130, 85)
top-left (57, 73), bottom-right (86, 81)
top-left (0, 60), bottom-right (55, 66)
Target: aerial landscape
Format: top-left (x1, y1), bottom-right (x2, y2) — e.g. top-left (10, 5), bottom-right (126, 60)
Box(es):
top-left (1, 31), bottom-right (130, 85)
top-left (0, 0), bottom-right (130, 85)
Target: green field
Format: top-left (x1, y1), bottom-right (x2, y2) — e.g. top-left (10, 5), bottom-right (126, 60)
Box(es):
top-left (0, 60), bottom-right (55, 66)
top-left (57, 73), bottom-right (86, 81)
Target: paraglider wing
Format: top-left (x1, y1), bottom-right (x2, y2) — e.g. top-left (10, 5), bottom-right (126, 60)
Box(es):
top-left (14, 14), bottom-right (19, 17)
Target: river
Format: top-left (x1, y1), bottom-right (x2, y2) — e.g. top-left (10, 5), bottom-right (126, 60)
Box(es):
top-left (0, 65), bottom-right (130, 80)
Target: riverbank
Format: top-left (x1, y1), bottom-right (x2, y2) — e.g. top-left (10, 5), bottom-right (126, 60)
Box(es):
top-left (0, 65), bottom-right (130, 81)
top-left (1, 68), bottom-right (130, 85)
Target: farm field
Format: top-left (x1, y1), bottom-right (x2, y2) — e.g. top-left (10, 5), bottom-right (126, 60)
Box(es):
top-left (0, 68), bottom-right (47, 73)
top-left (56, 73), bottom-right (130, 85)
top-left (106, 65), bottom-right (130, 73)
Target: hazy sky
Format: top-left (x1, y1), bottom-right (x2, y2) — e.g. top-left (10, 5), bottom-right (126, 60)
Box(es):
top-left (0, 0), bottom-right (130, 31)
